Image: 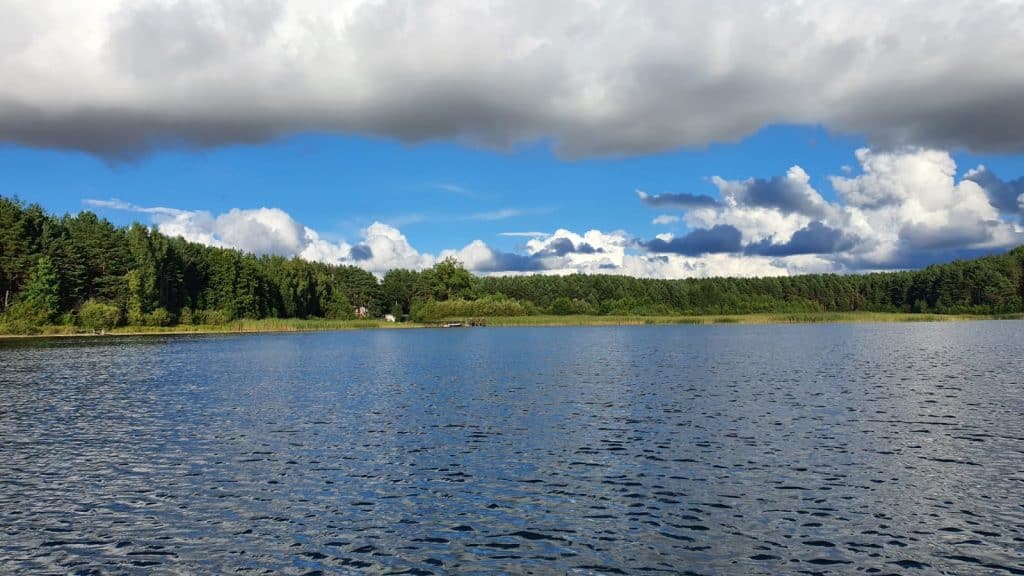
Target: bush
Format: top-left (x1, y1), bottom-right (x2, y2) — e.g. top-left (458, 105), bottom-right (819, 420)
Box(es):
top-left (4, 300), bottom-right (49, 327)
top-left (77, 300), bottom-right (121, 332)
top-left (0, 317), bottom-right (41, 335)
top-left (142, 307), bottom-right (173, 327)
top-left (411, 296), bottom-right (530, 322)
top-left (549, 297), bottom-right (596, 315)
top-left (550, 297), bottom-right (575, 315)
top-left (323, 292), bottom-right (355, 320)
top-left (197, 309), bottom-right (232, 325)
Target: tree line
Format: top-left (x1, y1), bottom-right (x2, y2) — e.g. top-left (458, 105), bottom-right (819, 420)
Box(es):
top-left (2, 196), bottom-right (1023, 332)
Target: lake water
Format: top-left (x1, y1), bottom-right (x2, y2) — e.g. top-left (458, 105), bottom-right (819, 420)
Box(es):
top-left (2, 323), bottom-right (1023, 575)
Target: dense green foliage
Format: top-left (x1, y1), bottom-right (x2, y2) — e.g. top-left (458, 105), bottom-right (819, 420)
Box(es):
top-left (410, 294), bottom-right (533, 322)
top-left (2, 196), bottom-right (1023, 332)
top-left (475, 256), bottom-right (1024, 316)
top-left (76, 299), bottom-right (121, 332)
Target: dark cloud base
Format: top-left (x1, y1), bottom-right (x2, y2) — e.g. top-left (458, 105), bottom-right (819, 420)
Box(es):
top-left (643, 225), bottom-right (743, 256)
top-left (638, 191), bottom-right (720, 209)
top-left (746, 222), bottom-right (851, 256)
top-left (3, 2), bottom-right (1024, 158)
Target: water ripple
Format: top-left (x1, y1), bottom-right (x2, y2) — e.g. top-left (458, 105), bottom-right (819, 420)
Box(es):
top-left (2, 323), bottom-right (1023, 574)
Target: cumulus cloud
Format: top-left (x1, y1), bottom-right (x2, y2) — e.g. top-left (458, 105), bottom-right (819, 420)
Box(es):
top-left (532, 237), bottom-right (603, 257)
top-left (964, 166), bottom-right (1024, 217)
top-left (618, 253), bottom-right (826, 280)
top-left (713, 167), bottom-right (835, 219)
top-left (4, 1), bottom-right (1024, 157)
top-left (88, 201), bottom-right (310, 256)
top-left (831, 148), bottom-right (1020, 266)
top-left (637, 147), bottom-right (1024, 270)
top-left (214, 208), bottom-right (307, 256)
top-left (441, 240), bottom-right (545, 273)
top-left (832, 148), bottom-right (955, 209)
top-left (523, 230), bottom-right (630, 272)
top-left (345, 222), bottom-right (435, 273)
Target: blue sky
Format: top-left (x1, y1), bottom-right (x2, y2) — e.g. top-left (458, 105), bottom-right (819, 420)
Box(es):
top-left (2, 2), bottom-right (1023, 277)
top-left (4, 125), bottom-right (877, 251)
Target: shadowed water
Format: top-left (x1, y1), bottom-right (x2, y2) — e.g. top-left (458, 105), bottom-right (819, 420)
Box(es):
top-left (2, 322), bottom-right (1023, 575)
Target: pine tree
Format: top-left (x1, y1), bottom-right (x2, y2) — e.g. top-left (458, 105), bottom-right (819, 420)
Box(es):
top-left (18, 255), bottom-right (61, 324)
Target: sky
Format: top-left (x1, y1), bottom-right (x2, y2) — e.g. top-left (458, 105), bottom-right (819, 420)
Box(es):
top-left (2, 0), bottom-right (1024, 278)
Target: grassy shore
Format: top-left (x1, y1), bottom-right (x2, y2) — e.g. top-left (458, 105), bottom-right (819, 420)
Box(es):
top-left (2, 311), bottom-right (1021, 339)
top-left (0, 318), bottom-right (414, 338)
top-left (476, 312), bottom-right (1024, 326)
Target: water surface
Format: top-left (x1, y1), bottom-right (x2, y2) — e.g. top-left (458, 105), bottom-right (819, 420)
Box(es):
top-left (2, 323), bottom-right (1023, 574)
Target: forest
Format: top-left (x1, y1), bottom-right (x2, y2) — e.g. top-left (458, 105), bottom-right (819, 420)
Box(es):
top-left (2, 196), bottom-right (1023, 333)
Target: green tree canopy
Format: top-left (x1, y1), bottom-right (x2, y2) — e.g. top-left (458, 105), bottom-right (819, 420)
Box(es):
top-left (17, 255), bottom-right (61, 323)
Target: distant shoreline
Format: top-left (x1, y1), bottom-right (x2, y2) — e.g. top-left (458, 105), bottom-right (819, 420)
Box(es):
top-left (2, 312), bottom-right (1021, 340)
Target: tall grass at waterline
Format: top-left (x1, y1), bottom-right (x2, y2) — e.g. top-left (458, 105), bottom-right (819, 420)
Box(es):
top-left (3, 312), bottom-right (1021, 339)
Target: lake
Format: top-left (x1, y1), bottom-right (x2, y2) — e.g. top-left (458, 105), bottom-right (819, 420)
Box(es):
top-left (2, 323), bottom-right (1023, 574)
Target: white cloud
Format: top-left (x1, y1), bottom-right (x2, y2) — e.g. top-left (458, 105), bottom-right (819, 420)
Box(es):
top-left (523, 228), bottom-right (629, 273)
top-left (83, 197), bottom-right (183, 217)
top-left (5, 1), bottom-right (1024, 157)
top-left (832, 148), bottom-right (955, 210)
top-left (150, 209), bottom-right (223, 249)
top-left (141, 206), bottom-right (312, 257)
top-left (215, 208), bottom-right (307, 256)
top-left (963, 164), bottom-right (1024, 216)
top-left (831, 148), bottom-right (1019, 265)
top-left (645, 147), bottom-right (1023, 269)
top-left (652, 214), bottom-right (680, 225)
top-left (441, 240), bottom-right (498, 271)
top-left (668, 165), bottom-right (840, 251)
top-left (684, 204), bottom-right (809, 247)
top-left (618, 253), bottom-right (816, 280)
top-left (299, 227), bottom-right (352, 264)
top-left (440, 240), bottom-right (543, 273)
top-left (353, 222), bottom-right (435, 274)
